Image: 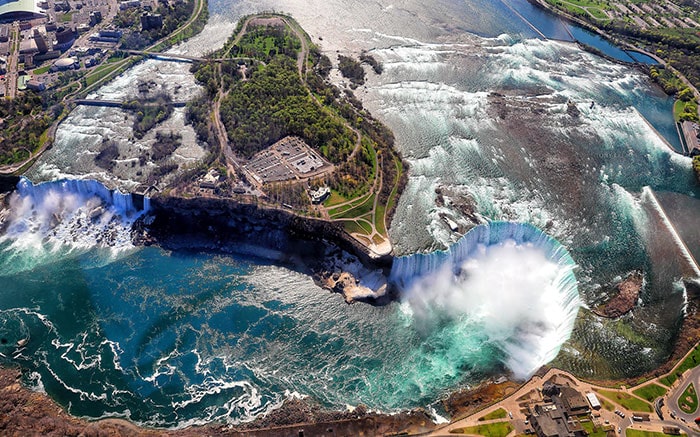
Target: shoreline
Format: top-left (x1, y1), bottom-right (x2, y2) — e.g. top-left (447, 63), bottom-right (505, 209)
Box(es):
top-left (526, 0), bottom-right (700, 124)
top-left (1, 184), bottom-right (699, 434)
top-left (0, 3), bottom-right (699, 433)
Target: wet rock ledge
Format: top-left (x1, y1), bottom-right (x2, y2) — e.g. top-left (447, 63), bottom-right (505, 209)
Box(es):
top-left (592, 271), bottom-right (644, 318)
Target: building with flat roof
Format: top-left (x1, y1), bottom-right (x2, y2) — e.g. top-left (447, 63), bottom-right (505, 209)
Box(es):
top-left (0, 0), bottom-right (46, 21)
top-left (586, 392), bottom-right (601, 410)
top-left (528, 403), bottom-right (586, 437)
top-left (26, 79), bottom-right (45, 91)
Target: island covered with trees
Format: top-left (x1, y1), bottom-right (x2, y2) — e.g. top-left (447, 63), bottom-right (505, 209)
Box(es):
top-left (184, 14), bottom-right (406, 252)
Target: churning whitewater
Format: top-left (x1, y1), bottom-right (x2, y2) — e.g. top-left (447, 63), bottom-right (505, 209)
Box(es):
top-left (0, 179), bottom-right (582, 426)
top-left (0, 178), bottom-right (148, 275)
top-left (0, 0), bottom-right (697, 428)
top-left (392, 223), bottom-right (581, 380)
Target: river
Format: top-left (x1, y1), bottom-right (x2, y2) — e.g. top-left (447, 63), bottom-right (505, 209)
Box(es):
top-left (0, 0), bottom-right (697, 427)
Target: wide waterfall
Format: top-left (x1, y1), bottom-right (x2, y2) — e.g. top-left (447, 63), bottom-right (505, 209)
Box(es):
top-left (391, 222), bottom-right (582, 379)
top-left (0, 178), bottom-right (149, 275)
top-left (14, 177), bottom-right (150, 215)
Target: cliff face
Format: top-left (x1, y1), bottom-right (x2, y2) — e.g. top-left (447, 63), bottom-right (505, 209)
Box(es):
top-left (140, 196), bottom-right (392, 267)
top-left (0, 176), bottom-right (20, 195)
top-left (135, 196), bottom-right (394, 303)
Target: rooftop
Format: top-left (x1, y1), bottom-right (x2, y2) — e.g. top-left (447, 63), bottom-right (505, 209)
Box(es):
top-left (0, 0), bottom-right (45, 20)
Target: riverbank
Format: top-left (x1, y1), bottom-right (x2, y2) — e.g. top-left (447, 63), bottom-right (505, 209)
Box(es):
top-left (0, 365), bottom-right (438, 436)
top-left (134, 194), bottom-right (395, 304)
top-left (0, 180), bottom-right (698, 434)
top-left (527, 0), bottom-right (700, 122)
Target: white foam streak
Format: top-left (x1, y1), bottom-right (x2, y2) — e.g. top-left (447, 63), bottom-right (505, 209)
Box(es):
top-left (0, 178), bottom-right (149, 275)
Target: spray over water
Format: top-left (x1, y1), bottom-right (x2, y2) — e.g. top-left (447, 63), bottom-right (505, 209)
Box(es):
top-left (0, 178), bottom-right (148, 274)
top-left (392, 222), bottom-right (581, 379)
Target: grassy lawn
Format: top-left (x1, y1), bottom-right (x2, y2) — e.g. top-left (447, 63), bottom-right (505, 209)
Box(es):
top-left (675, 345), bottom-right (700, 376)
top-left (333, 194), bottom-right (375, 219)
top-left (678, 382), bottom-right (698, 414)
top-left (626, 430), bottom-right (686, 437)
top-left (661, 344), bottom-right (700, 387)
top-left (587, 7), bottom-right (609, 20)
top-left (559, 0), bottom-right (609, 9)
top-left (327, 193), bottom-right (370, 216)
top-left (632, 384), bottom-right (668, 402)
top-left (595, 389), bottom-right (653, 412)
top-left (32, 65), bottom-right (50, 75)
top-left (58, 11), bottom-right (75, 22)
top-left (599, 397), bottom-right (616, 411)
top-left (323, 189), bottom-right (347, 207)
top-left (450, 422), bottom-right (513, 437)
top-left (477, 408), bottom-right (508, 421)
top-left (551, 1), bottom-right (587, 17)
top-left (341, 220), bottom-right (372, 235)
top-left (659, 373), bottom-right (677, 387)
top-left (85, 63), bottom-right (122, 87)
top-left (674, 99), bottom-right (685, 122)
top-left (580, 420), bottom-right (609, 437)
top-left (374, 203), bottom-right (386, 236)
top-left (356, 219), bottom-right (373, 234)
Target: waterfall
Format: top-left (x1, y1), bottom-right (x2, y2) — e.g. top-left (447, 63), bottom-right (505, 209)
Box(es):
top-left (0, 178), bottom-right (150, 263)
top-left (15, 178), bottom-right (149, 216)
top-left (391, 222), bottom-right (582, 379)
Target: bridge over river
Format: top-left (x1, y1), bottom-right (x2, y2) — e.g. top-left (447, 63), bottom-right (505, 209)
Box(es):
top-left (72, 99), bottom-right (188, 108)
top-left (125, 50), bottom-right (262, 65)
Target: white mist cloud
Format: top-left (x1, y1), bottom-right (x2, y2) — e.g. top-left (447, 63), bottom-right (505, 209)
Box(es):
top-left (0, 179), bottom-right (142, 275)
top-left (399, 235), bottom-right (580, 380)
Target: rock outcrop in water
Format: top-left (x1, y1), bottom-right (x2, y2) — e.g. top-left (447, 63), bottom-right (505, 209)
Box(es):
top-left (593, 271), bottom-right (644, 318)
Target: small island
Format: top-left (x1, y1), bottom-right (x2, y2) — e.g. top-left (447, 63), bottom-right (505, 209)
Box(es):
top-left (1, 2), bottom-right (700, 436)
top-left (179, 14), bottom-right (406, 257)
top-left (593, 271), bottom-right (644, 318)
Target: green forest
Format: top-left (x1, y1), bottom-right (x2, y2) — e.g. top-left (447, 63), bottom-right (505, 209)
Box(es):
top-left (188, 16), bottom-right (406, 236)
top-left (0, 93), bottom-right (52, 166)
top-left (193, 25), bottom-right (357, 162)
top-left (219, 57), bottom-right (355, 161)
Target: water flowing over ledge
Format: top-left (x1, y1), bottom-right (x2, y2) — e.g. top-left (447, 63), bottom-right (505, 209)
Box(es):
top-left (15, 177), bottom-right (150, 215)
top-left (0, 179), bottom-right (583, 423)
top-left (0, 178), bottom-right (151, 271)
top-left (391, 222), bottom-right (582, 378)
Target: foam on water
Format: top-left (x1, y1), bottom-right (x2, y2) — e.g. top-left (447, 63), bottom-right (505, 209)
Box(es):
top-left (391, 222), bottom-right (581, 379)
top-left (0, 0), bottom-right (698, 426)
top-left (0, 178), bottom-right (148, 275)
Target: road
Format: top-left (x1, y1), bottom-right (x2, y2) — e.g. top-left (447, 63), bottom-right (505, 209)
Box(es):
top-left (0, 0), bottom-right (208, 175)
top-left (5, 22), bottom-right (19, 99)
top-left (668, 365), bottom-right (700, 423)
top-left (429, 367), bottom-right (700, 437)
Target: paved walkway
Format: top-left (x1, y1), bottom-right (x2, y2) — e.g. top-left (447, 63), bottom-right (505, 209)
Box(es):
top-left (668, 365), bottom-right (700, 422)
top-left (428, 364), bottom-right (700, 436)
